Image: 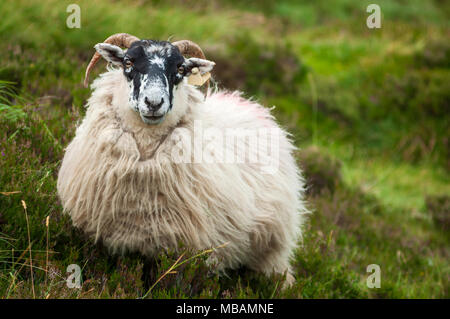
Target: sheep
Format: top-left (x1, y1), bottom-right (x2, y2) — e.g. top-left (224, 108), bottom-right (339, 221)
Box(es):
top-left (57, 33), bottom-right (308, 286)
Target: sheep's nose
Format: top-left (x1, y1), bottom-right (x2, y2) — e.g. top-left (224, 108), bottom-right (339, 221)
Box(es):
top-left (144, 97), bottom-right (164, 112)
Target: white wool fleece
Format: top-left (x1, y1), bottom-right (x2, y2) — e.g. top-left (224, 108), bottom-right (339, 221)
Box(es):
top-left (57, 68), bottom-right (308, 284)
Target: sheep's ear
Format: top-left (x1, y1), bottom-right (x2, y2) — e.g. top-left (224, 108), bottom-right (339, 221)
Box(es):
top-left (94, 43), bottom-right (125, 66)
top-left (183, 57), bottom-right (215, 75)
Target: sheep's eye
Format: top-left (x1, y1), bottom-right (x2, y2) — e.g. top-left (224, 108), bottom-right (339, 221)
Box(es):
top-left (125, 60), bottom-right (133, 68)
top-left (178, 66), bottom-right (185, 74)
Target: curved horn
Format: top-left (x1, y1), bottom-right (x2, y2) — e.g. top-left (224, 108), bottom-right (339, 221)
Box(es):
top-left (172, 40), bottom-right (206, 60)
top-left (172, 40), bottom-right (210, 90)
top-left (84, 33), bottom-right (140, 88)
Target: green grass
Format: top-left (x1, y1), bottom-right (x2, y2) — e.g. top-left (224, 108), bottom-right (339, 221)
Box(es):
top-left (0, 0), bottom-right (448, 298)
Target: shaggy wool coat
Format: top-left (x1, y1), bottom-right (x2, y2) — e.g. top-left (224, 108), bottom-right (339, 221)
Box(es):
top-left (57, 69), bottom-right (307, 279)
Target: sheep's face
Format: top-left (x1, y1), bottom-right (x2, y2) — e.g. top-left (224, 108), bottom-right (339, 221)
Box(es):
top-left (95, 40), bottom-right (215, 125)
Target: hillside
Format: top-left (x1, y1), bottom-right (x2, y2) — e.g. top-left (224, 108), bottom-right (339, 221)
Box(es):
top-left (0, 0), bottom-right (448, 298)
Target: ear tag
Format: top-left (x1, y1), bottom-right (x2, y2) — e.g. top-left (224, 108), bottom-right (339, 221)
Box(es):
top-left (187, 67), bottom-right (211, 86)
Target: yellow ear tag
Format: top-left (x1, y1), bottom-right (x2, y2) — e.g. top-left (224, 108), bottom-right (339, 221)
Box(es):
top-left (187, 67), bottom-right (211, 86)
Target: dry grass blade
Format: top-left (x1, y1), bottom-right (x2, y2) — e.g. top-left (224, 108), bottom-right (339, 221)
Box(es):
top-left (5, 244), bottom-right (30, 297)
top-left (21, 199), bottom-right (35, 299)
top-left (0, 191), bottom-right (21, 196)
top-left (141, 252), bottom-right (186, 299)
top-left (141, 242), bottom-right (230, 298)
top-left (175, 242), bottom-right (230, 269)
top-left (45, 216), bottom-right (50, 286)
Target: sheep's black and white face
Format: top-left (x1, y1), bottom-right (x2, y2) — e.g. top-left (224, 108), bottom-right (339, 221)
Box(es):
top-left (95, 40), bottom-right (215, 125)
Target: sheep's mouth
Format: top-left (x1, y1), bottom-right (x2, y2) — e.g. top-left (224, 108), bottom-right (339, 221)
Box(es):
top-left (140, 113), bottom-right (166, 124)
top-left (142, 114), bottom-right (164, 121)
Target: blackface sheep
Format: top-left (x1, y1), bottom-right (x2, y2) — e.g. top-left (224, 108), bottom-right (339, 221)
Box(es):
top-left (57, 33), bottom-right (308, 286)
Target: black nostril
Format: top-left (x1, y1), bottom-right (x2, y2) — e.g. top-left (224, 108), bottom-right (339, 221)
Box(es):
top-left (144, 97), bottom-right (164, 111)
top-left (144, 97), bottom-right (151, 107)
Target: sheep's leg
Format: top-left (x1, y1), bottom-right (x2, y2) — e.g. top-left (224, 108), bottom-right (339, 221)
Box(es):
top-left (205, 250), bottom-right (232, 274)
top-left (205, 245), bottom-right (247, 275)
top-left (249, 249), bottom-right (295, 288)
top-left (247, 222), bottom-right (297, 289)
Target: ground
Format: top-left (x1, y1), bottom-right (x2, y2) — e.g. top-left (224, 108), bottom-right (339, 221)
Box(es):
top-left (0, 0), bottom-right (448, 298)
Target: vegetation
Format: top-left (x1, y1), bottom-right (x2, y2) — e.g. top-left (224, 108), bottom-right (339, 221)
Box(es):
top-left (0, 0), bottom-right (448, 298)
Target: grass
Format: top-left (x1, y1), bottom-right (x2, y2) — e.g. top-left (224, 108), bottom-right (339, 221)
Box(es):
top-left (0, 0), bottom-right (448, 298)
